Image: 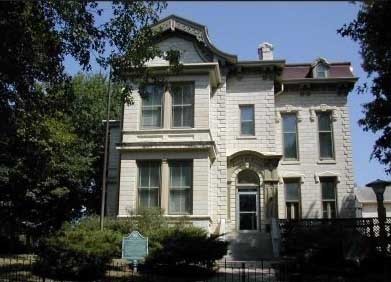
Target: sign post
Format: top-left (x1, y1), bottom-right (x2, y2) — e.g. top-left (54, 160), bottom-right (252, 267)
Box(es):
top-left (122, 231), bottom-right (148, 273)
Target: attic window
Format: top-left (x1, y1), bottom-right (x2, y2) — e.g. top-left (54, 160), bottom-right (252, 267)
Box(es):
top-left (314, 63), bottom-right (328, 78)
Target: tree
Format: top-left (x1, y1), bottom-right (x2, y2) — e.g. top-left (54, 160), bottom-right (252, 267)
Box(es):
top-left (0, 0), bottom-right (166, 246)
top-left (338, 1), bottom-right (391, 174)
top-left (65, 73), bottom-right (123, 214)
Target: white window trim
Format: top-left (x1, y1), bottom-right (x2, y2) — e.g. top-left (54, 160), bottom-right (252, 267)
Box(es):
top-left (140, 85), bottom-right (164, 129)
top-left (137, 161), bottom-right (161, 209)
top-left (168, 160), bottom-right (193, 215)
top-left (170, 82), bottom-right (195, 129)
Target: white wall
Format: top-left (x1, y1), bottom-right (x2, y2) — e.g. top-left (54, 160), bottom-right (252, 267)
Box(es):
top-left (360, 203), bottom-right (391, 218)
top-left (275, 91), bottom-right (355, 218)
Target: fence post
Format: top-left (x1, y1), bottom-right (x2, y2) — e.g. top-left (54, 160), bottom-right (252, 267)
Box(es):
top-left (241, 262), bottom-right (245, 282)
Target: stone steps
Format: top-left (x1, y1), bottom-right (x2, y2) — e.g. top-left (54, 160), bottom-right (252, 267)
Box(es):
top-left (224, 232), bottom-right (275, 261)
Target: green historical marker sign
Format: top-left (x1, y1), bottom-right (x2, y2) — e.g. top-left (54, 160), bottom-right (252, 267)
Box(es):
top-left (122, 231), bottom-right (148, 262)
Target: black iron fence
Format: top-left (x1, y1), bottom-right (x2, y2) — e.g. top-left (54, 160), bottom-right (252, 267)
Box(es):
top-left (279, 217), bottom-right (391, 254)
top-left (0, 256), bottom-right (289, 282)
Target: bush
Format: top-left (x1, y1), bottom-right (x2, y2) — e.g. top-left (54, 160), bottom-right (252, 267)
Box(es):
top-left (146, 225), bottom-right (228, 270)
top-left (35, 209), bottom-right (229, 279)
top-left (35, 220), bottom-right (122, 281)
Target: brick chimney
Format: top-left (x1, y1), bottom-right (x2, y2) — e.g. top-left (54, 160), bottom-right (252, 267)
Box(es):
top-left (258, 42), bottom-right (274, 60)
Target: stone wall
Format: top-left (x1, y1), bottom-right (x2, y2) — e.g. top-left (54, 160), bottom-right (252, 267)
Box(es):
top-left (275, 91), bottom-right (355, 218)
top-left (226, 75), bottom-right (276, 155)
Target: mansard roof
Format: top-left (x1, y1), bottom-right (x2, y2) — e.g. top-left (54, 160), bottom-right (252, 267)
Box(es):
top-left (151, 15), bottom-right (357, 85)
top-left (152, 15), bottom-right (237, 64)
top-left (282, 62), bottom-right (355, 81)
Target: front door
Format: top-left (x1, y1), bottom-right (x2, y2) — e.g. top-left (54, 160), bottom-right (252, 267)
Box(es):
top-left (238, 189), bottom-right (258, 231)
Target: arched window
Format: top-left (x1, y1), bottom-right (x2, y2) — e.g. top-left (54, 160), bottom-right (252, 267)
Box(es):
top-left (237, 170), bottom-right (259, 185)
top-left (312, 58), bottom-right (330, 79)
top-left (315, 64), bottom-right (328, 78)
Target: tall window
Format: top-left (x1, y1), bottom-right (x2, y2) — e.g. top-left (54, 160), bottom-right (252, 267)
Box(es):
top-left (284, 179), bottom-right (301, 220)
top-left (169, 160), bottom-right (192, 214)
top-left (141, 85), bottom-right (163, 128)
top-left (317, 112), bottom-right (334, 159)
top-left (282, 113), bottom-right (299, 160)
top-left (138, 161), bottom-right (161, 209)
top-left (172, 84), bottom-right (194, 128)
top-left (321, 177), bottom-right (337, 218)
top-left (240, 105), bottom-right (255, 135)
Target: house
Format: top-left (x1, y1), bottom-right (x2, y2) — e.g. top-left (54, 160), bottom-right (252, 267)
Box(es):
top-left (105, 15), bottom-right (358, 243)
top-left (355, 187), bottom-right (391, 218)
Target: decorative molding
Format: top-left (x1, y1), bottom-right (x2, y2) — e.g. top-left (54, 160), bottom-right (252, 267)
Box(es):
top-left (152, 15), bottom-right (237, 64)
top-left (314, 171), bottom-right (341, 183)
top-left (278, 172), bottom-right (305, 184)
top-left (309, 105), bottom-right (338, 122)
top-left (275, 105), bottom-right (302, 123)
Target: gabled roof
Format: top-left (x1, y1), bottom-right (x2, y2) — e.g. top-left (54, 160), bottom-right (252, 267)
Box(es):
top-left (151, 14), bottom-right (237, 64)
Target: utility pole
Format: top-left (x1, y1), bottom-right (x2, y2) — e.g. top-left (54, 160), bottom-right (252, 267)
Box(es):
top-left (100, 68), bottom-right (112, 231)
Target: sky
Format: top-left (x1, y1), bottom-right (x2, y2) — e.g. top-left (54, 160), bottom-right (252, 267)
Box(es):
top-left (64, 1), bottom-right (389, 187)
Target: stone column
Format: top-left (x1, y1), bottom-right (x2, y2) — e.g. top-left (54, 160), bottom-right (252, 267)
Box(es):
top-left (161, 159), bottom-right (169, 214)
top-left (163, 84), bottom-right (172, 128)
top-left (263, 181), bottom-right (279, 227)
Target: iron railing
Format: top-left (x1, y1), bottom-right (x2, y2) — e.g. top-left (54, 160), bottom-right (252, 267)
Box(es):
top-left (0, 256), bottom-right (288, 282)
top-left (279, 217), bottom-right (391, 254)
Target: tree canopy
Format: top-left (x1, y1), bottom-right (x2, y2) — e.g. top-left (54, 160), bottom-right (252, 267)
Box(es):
top-left (0, 0), bottom-right (166, 244)
top-left (338, 1), bottom-right (391, 174)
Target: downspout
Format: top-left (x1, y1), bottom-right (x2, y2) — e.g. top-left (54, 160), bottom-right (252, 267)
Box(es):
top-left (275, 82), bottom-right (284, 96)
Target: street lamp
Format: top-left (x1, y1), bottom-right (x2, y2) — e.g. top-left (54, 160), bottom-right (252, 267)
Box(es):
top-left (366, 179), bottom-right (390, 254)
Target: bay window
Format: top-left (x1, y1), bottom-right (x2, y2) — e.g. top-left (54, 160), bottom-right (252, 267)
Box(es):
top-left (138, 161), bottom-right (161, 209)
top-left (171, 83), bottom-right (194, 128)
top-left (141, 85), bottom-right (164, 128)
top-left (169, 160), bottom-right (192, 214)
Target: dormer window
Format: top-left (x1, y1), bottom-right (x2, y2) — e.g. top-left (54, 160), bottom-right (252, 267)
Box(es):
top-left (316, 64), bottom-right (328, 78)
top-left (312, 58), bottom-right (330, 78)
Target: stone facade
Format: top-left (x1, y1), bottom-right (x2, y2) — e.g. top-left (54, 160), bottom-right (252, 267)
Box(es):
top-left (106, 15), bottom-right (358, 235)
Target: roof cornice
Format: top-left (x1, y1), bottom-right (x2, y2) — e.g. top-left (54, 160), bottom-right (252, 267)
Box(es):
top-left (283, 77), bottom-right (358, 84)
top-left (151, 15), bottom-right (237, 64)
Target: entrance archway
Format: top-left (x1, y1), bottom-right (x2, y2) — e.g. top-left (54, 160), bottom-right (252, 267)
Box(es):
top-left (236, 170), bottom-right (260, 231)
top-left (227, 150), bottom-right (281, 232)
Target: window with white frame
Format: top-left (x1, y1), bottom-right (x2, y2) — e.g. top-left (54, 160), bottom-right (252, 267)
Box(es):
top-left (169, 160), bottom-right (192, 214)
top-left (141, 85), bottom-right (164, 128)
top-left (282, 113), bottom-right (299, 160)
top-left (138, 161), bottom-right (161, 209)
top-left (321, 177), bottom-right (337, 218)
top-left (317, 112), bottom-right (334, 159)
top-left (284, 179), bottom-right (301, 220)
top-left (171, 83), bottom-right (194, 128)
top-left (240, 105), bottom-right (255, 135)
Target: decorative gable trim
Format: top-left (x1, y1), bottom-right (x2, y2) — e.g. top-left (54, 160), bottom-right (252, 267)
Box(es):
top-left (152, 15), bottom-right (237, 64)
